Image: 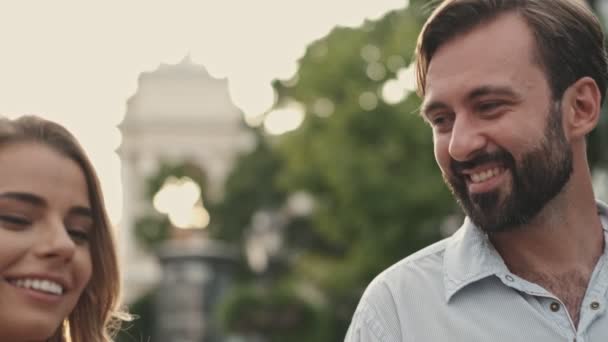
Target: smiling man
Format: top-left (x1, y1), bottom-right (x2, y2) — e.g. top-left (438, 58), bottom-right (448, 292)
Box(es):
top-left (345, 0), bottom-right (608, 341)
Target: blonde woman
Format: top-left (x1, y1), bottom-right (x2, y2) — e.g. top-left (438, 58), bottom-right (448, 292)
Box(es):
top-left (0, 115), bottom-right (128, 341)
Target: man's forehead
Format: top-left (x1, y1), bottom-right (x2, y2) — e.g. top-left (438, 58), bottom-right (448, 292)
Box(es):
top-left (429, 14), bottom-right (534, 71)
top-left (422, 13), bottom-right (543, 104)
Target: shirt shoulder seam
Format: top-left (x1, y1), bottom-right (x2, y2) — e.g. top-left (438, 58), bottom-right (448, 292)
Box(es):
top-left (380, 237), bottom-right (449, 278)
top-left (358, 298), bottom-right (394, 342)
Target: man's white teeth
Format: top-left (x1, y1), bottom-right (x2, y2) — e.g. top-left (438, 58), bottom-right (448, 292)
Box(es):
top-left (11, 278), bottom-right (63, 295)
top-left (470, 168), bottom-right (502, 183)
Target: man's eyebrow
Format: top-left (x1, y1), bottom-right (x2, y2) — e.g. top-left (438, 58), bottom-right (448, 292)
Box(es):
top-left (0, 192), bottom-right (46, 207)
top-left (466, 85), bottom-right (521, 102)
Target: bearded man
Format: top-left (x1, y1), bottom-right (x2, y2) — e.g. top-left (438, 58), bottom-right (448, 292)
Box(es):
top-left (346, 0), bottom-right (608, 341)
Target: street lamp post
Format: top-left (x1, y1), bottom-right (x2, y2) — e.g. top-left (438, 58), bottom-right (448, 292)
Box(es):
top-left (155, 238), bottom-right (238, 342)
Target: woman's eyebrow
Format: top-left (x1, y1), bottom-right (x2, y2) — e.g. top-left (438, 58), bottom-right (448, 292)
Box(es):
top-left (0, 192), bottom-right (93, 220)
top-left (0, 192), bottom-right (46, 207)
top-left (68, 206), bottom-right (93, 220)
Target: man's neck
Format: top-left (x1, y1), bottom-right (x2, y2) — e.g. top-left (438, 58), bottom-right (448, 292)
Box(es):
top-left (488, 177), bottom-right (604, 327)
top-left (489, 180), bottom-right (603, 275)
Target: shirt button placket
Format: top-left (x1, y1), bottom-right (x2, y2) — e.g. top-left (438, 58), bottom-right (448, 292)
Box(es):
top-left (590, 301), bottom-right (600, 310)
top-left (546, 300), bottom-right (573, 334)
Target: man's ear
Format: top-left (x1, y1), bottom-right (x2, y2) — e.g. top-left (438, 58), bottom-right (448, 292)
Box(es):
top-left (561, 76), bottom-right (601, 140)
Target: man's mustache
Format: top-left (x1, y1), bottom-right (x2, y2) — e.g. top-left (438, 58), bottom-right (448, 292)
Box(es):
top-left (450, 150), bottom-right (515, 177)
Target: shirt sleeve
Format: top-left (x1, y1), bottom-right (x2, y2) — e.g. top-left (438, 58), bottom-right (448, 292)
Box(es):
top-left (344, 299), bottom-right (401, 342)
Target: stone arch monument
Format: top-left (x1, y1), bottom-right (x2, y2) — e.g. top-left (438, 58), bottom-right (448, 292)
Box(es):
top-left (118, 56), bottom-right (252, 303)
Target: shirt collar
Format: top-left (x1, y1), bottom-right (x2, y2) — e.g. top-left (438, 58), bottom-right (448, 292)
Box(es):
top-left (443, 200), bottom-right (608, 302)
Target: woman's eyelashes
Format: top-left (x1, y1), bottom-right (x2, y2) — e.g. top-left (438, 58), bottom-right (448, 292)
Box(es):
top-left (65, 216), bottom-right (93, 245)
top-left (0, 214), bottom-right (31, 228)
top-left (0, 211), bottom-right (92, 245)
top-left (66, 227), bottom-right (91, 244)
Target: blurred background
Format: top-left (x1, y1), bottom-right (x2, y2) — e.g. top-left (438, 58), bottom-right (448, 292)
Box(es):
top-left (2, 0), bottom-right (608, 341)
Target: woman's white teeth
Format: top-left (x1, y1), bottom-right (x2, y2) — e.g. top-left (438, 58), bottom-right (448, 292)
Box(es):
top-left (471, 168), bottom-right (502, 183)
top-left (11, 278), bottom-right (63, 295)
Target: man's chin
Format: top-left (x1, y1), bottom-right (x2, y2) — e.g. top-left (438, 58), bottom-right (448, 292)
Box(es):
top-left (459, 191), bottom-right (513, 232)
top-left (471, 191), bottom-right (501, 210)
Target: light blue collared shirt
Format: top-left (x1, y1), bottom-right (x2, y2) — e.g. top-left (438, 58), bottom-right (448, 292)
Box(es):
top-left (345, 201), bottom-right (608, 342)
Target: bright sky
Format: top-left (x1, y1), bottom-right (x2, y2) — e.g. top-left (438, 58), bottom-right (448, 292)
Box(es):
top-left (0, 0), bottom-right (409, 223)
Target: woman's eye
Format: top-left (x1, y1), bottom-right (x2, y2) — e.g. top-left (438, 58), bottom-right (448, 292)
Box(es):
top-left (0, 215), bottom-right (31, 227)
top-left (67, 229), bottom-right (90, 244)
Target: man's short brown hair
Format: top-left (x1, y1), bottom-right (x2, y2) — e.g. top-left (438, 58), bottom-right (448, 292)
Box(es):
top-left (415, 0), bottom-right (608, 104)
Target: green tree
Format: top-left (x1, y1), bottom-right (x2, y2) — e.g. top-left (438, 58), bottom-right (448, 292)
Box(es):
top-left (214, 2), bottom-right (454, 340)
top-left (271, 3), bottom-right (454, 338)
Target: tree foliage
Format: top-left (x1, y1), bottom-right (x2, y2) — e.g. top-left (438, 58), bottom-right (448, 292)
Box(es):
top-left (208, 131), bottom-right (288, 242)
top-left (213, 2), bottom-right (456, 340)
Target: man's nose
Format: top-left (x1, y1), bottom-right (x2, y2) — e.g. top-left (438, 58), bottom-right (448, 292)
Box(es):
top-left (448, 115), bottom-right (487, 162)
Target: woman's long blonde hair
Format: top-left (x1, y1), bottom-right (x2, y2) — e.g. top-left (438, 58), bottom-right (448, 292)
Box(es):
top-left (0, 115), bottom-right (129, 342)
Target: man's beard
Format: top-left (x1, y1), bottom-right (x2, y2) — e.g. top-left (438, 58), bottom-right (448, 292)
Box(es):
top-left (443, 103), bottom-right (573, 233)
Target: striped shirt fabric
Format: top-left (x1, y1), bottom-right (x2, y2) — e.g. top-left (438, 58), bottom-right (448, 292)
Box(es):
top-left (345, 201), bottom-right (608, 342)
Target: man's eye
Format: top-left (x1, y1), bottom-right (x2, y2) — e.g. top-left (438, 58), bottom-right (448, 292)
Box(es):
top-left (432, 116), bottom-right (446, 125)
top-left (477, 101), bottom-right (503, 112)
top-left (428, 113), bottom-right (453, 130)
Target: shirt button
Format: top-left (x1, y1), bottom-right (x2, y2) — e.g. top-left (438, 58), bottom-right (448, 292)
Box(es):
top-left (550, 302), bottom-right (560, 312)
top-left (591, 301), bottom-right (600, 310)
top-left (505, 275), bottom-right (514, 282)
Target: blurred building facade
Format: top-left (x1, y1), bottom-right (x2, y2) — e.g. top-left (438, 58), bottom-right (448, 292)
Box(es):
top-left (118, 57), bottom-right (252, 303)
